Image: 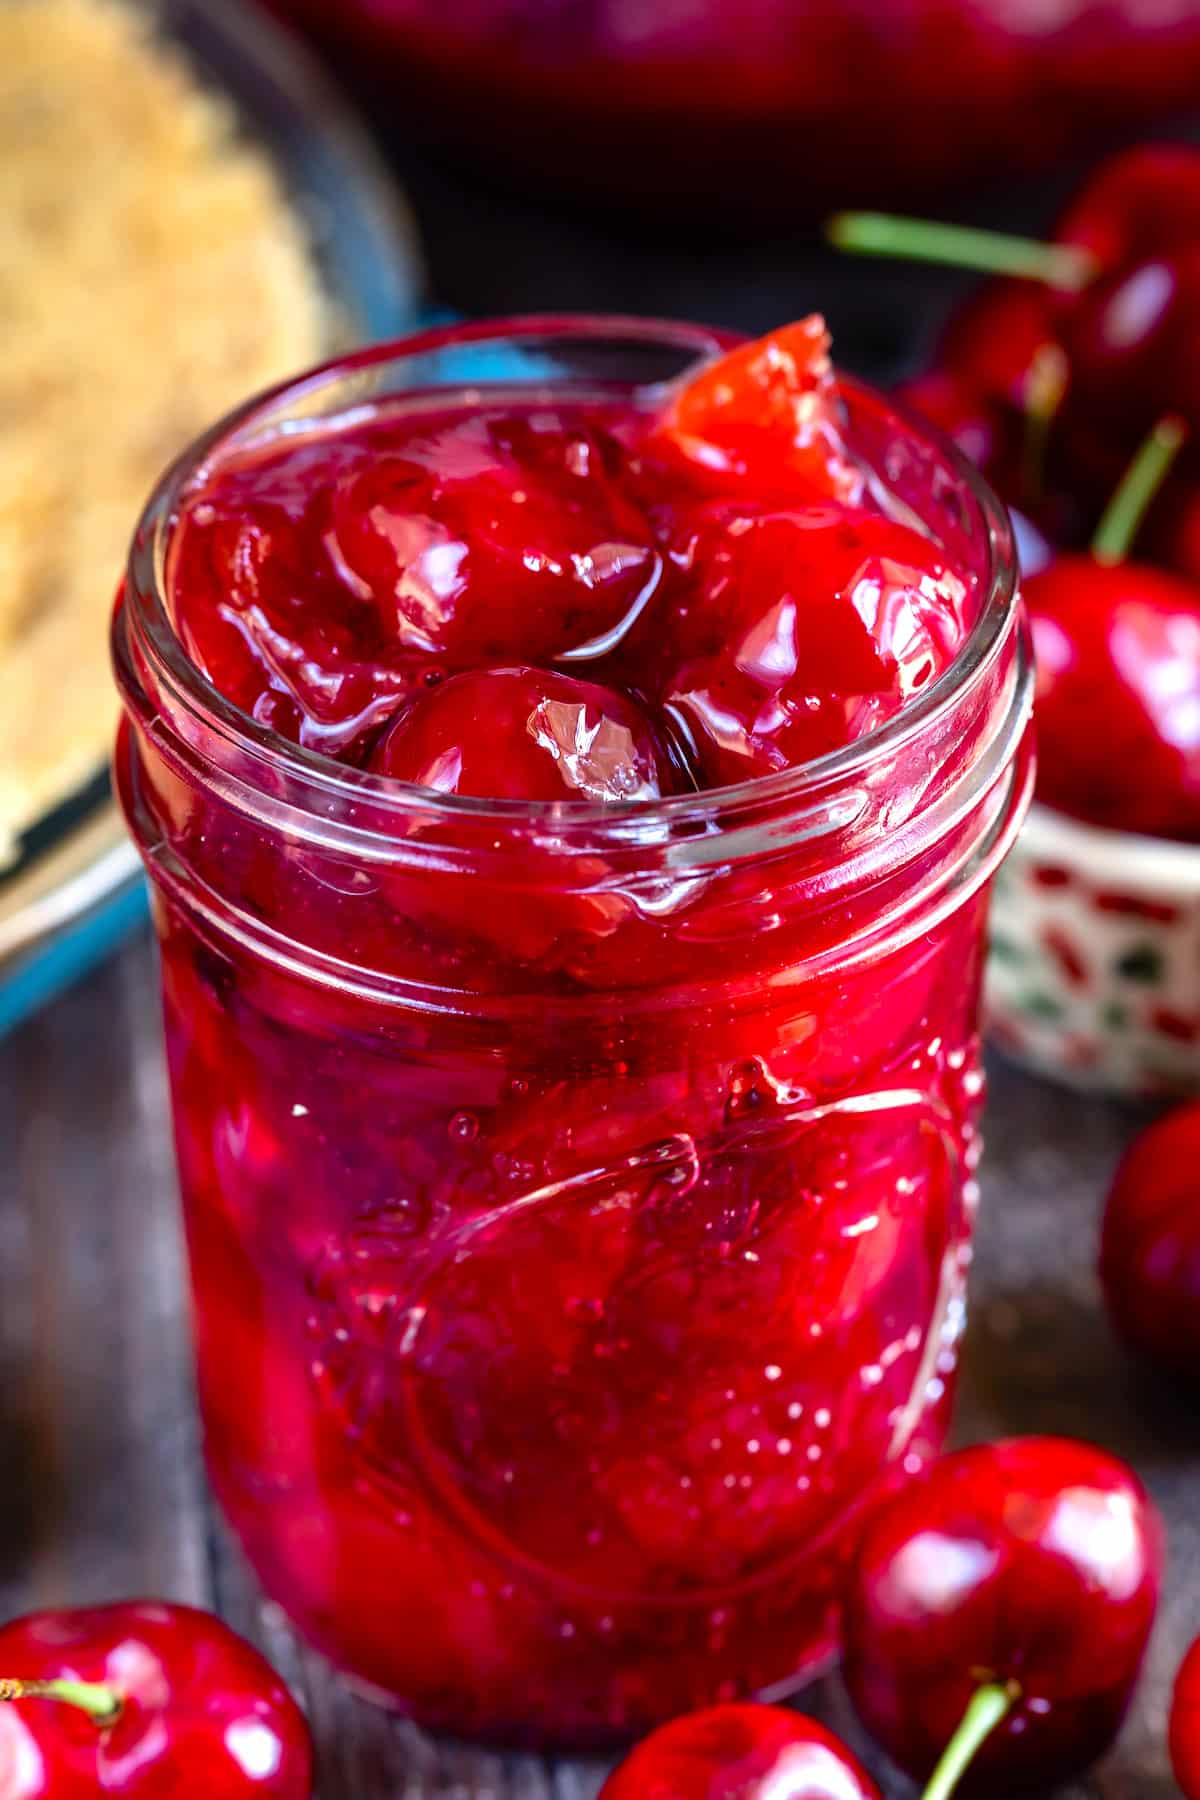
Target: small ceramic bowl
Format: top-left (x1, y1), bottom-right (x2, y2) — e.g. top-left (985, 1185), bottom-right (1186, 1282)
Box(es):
top-left (986, 801), bottom-right (1200, 1095)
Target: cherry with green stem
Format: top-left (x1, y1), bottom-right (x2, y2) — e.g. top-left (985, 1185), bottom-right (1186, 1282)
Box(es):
top-left (596, 1704), bottom-right (883, 1800)
top-left (1023, 414), bottom-right (1200, 841)
top-left (0, 1600), bottom-right (313, 1797)
top-left (842, 1438), bottom-right (1162, 1799)
top-left (829, 156), bottom-right (1200, 480)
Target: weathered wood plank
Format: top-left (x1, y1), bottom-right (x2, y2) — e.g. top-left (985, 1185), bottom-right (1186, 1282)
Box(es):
top-left (0, 938), bottom-right (207, 1614)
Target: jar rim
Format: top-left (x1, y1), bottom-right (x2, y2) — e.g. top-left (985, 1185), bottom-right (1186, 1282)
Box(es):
top-left (118, 312), bottom-right (1021, 846)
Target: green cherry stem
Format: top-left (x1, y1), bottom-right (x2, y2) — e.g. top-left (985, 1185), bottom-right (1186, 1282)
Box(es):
top-left (1092, 415), bottom-right (1188, 566)
top-left (0, 1677), bottom-right (123, 1727)
top-left (919, 1681), bottom-right (1020, 1800)
top-left (827, 212), bottom-right (1098, 292)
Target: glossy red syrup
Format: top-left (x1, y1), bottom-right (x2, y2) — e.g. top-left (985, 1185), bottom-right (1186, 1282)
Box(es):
top-left (116, 321), bottom-right (1027, 1745)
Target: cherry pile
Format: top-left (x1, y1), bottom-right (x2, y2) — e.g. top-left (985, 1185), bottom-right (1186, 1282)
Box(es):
top-left (833, 144), bottom-right (1200, 844)
top-left (169, 317), bottom-right (973, 804)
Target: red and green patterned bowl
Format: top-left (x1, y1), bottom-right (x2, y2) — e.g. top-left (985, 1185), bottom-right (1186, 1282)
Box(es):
top-left (987, 803), bottom-right (1200, 1094)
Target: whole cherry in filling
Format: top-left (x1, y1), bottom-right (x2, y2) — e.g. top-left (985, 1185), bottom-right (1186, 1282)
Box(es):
top-left (0, 1600), bottom-right (312, 1797)
top-left (647, 503), bottom-right (969, 786)
top-left (370, 664), bottom-right (677, 801)
top-left (1099, 1101), bottom-right (1200, 1378)
top-left (841, 1437), bottom-right (1162, 1798)
top-left (169, 316), bottom-right (973, 805)
top-left (172, 403), bottom-right (663, 757)
top-left (596, 1704), bottom-right (880, 1800)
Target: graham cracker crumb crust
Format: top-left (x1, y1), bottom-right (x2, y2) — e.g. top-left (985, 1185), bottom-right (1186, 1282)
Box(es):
top-left (0, 0), bottom-right (328, 861)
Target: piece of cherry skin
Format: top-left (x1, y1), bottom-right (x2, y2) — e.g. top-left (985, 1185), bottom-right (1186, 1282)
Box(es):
top-left (1170, 1635), bottom-right (1200, 1799)
top-left (369, 665), bottom-right (681, 802)
top-left (172, 403), bottom-right (664, 756)
top-left (0, 1600), bottom-right (313, 1798)
top-left (650, 503), bottom-right (969, 787)
top-left (652, 317), bottom-right (864, 505)
top-left (1023, 415), bottom-right (1200, 840)
top-left (596, 1704), bottom-right (882, 1800)
top-left (1099, 1101), bottom-right (1200, 1378)
top-left (841, 1438), bottom-right (1163, 1799)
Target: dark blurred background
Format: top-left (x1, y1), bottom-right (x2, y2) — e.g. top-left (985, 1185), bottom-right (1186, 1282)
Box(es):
top-left (260, 0), bottom-right (1200, 379)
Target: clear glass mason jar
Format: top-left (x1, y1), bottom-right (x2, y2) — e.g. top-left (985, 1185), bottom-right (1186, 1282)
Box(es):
top-left (112, 318), bottom-right (1034, 1747)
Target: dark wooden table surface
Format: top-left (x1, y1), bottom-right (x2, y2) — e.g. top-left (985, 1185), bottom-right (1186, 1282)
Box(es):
top-left (1, 928), bottom-right (1191, 1799)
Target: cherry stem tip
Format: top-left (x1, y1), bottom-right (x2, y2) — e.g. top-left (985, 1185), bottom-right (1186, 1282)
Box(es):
top-left (919, 1681), bottom-right (1019, 1800)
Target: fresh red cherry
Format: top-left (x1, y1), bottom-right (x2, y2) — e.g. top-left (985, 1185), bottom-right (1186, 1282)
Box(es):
top-left (596, 1704), bottom-right (881, 1800)
top-left (0, 1600), bottom-right (313, 1798)
top-left (652, 317), bottom-right (864, 505)
top-left (1022, 416), bottom-right (1200, 840)
top-left (896, 360), bottom-right (1069, 556)
top-left (828, 213), bottom-right (1084, 523)
top-left (1099, 1102), bottom-right (1200, 1378)
top-left (842, 1438), bottom-right (1163, 1799)
top-left (1170, 1635), bottom-right (1200, 1798)
top-left (370, 664), bottom-right (679, 802)
top-left (651, 503), bottom-right (969, 786)
top-left (894, 369), bottom-right (1016, 485)
top-left (1059, 246), bottom-right (1200, 455)
top-left (936, 281), bottom-right (1059, 415)
top-left (1053, 144), bottom-right (1200, 275)
top-left (1027, 557), bottom-right (1200, 838)
top-left (1144, 477), bottom-right (1200, 584)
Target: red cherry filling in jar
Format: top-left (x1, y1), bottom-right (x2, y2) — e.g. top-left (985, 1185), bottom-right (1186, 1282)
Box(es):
top-left (115, 317), bottom-right (1032, 1743)
top-left (645, 503), bottom-right (968, 785)
top-left (170, 320), bottom-right (971, 800)
top-left (1022, 416), bottom-right (1200, 842)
